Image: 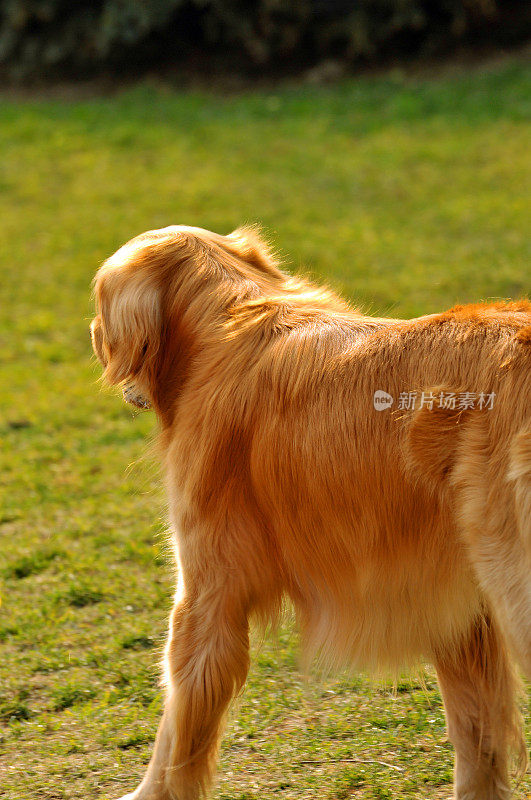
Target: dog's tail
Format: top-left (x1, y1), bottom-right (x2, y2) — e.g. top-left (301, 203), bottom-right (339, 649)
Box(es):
top-left (505, 422), bottom-right (531, 678)
top-left (508, 423), bottom-right (531, 561)
top-left (404, 394), bottom-right (530, 675)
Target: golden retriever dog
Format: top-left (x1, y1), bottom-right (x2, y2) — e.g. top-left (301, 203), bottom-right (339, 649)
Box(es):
top-left (90, 225), bottom-right (530, 800)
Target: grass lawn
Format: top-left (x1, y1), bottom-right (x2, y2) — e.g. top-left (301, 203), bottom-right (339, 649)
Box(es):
top-left (0, 56), bottom-right (529, 800)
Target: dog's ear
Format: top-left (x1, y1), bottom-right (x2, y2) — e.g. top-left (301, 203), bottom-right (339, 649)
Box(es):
top-left (94, 266), bottom-right (161, 385)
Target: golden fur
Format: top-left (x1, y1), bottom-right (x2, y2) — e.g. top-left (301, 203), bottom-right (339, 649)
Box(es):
top-left (91, 226), bottom-right (530, 800)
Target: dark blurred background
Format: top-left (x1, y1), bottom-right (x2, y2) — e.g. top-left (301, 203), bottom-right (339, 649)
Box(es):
top-left (1, 0), bottom-right (529, 82)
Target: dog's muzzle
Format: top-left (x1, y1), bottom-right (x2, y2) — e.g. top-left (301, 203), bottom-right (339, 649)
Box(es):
top-left (123, 381), bottom-right (152, 410)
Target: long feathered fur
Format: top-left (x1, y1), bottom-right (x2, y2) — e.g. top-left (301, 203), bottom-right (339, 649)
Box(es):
top-left (91, 225), bottom-right (530, 800)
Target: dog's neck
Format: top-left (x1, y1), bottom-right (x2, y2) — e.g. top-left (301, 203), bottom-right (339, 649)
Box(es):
top-left (149, 269), bottom-right (264, 426)
top-left (140, 239), bottom-right (366, 429)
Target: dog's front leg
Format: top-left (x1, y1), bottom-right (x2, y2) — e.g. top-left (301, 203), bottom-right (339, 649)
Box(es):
top-left (119, 587), bottom-right (251, 800)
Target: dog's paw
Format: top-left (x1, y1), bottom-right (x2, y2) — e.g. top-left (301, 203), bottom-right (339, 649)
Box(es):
top-left (116, 788), bottom-right (170, 800)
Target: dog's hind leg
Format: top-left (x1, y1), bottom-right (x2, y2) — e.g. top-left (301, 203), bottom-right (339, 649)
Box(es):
top-left (122, 586), bottom-right (251, 800)
top-left (452, 419), bottom-right (531, 677)
top-left (434, 614), bottom-right (525, 800)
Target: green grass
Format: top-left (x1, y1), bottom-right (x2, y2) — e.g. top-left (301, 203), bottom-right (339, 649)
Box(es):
top-left (0, 57), bottom-right (530, 799)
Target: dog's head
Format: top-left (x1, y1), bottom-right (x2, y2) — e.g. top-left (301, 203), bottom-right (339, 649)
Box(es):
top-left (90, 232), bottom-right (164, 410)
top-left (90, 225), bottom-right (286, 412)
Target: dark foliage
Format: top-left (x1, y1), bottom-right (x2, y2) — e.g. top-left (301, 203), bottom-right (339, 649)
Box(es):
top-left (0, 0), bottom-right (528, 80)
